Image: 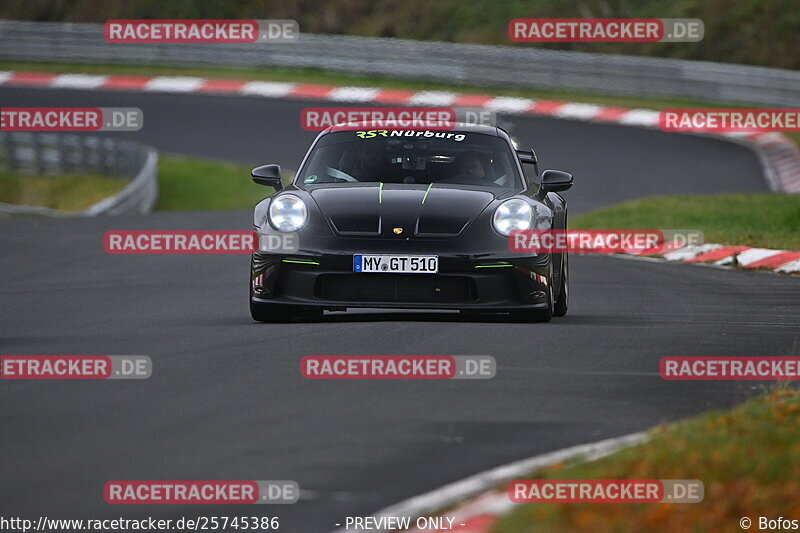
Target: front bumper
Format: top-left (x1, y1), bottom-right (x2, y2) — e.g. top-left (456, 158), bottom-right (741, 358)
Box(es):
top-left (251, 252), bottom-right (552, 311)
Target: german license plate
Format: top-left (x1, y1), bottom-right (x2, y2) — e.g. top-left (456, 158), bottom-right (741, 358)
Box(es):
top-left (353, 254), bottom-right (438, 274)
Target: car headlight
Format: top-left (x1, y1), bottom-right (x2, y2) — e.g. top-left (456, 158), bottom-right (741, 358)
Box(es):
top-left (268, 194), bottom-right (308, 232)
top-left (492, 199), bottom-right (533, 236)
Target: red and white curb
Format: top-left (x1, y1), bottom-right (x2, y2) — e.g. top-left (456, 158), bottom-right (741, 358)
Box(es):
top-left (625, 243), bottom-right (800, 274)
top-left (330, 432), bottom-right (647, 533)
top-left (3, 70), bottom-right (800, 195)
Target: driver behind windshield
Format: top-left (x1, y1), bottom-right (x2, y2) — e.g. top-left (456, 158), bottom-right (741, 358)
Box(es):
top-left (454, 150), bottom-right (490, 180)
top-left (350, 142), bottom-right (386, 181)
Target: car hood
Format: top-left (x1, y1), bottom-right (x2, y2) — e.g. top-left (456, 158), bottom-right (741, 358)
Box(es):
top-left (309, 184), bottom-right (497, 238)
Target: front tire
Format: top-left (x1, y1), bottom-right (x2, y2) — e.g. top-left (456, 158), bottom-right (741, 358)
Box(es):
top-left (554, 252), bottom-right (569, 317)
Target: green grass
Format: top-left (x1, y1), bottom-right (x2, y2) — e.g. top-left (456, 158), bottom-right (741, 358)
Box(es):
top-left (155, 154), bottom-right (286, 210)
top-left (0, 169), bottom-right (127, 211)
top-left (3, 60), bottom-right (797, 149)
top-left (493, 388), bottom-right (800, 533)
top-left (571, 194), bottom-right (800, 250)
top-left (0, 156), bottom-right (282, 213)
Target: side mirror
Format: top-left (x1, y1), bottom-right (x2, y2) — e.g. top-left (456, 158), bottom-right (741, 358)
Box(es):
top-left (539, 169), bottom-right (573, 194)
top-left (516, 148), bottom-right (539, 177)
top-left (252, 164), bottom-right (284, 191)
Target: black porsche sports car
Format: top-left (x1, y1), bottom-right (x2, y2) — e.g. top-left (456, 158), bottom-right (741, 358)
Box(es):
top-left (249, 122), bottom-right (573, 322)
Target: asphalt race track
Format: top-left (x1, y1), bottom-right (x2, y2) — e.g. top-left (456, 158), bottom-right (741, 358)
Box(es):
top-left (0, 86), bottom-right (769, 212)
top-left (1, 86), bottom-right (798, 532)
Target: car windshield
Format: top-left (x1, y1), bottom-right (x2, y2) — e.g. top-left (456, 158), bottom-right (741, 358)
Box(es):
top-left (297, 130), bottom-right (523, 188)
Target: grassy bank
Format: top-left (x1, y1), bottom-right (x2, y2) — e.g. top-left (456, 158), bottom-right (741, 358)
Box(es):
top-left (493, 388), bottom-right (800, 533)
top-left (155, 155), bottom-right (272, 211)
top-left (0, 156), bottom-right (279, 213)
top-left (0, 170), bottom-right (127, 211)
top-left (571, 194), bottom-right (800, 250)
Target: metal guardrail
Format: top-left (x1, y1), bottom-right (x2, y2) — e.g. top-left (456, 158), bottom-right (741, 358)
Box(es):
top-left (1, 20), bottom-right (799, 107)
top-left (0, 132), bottom-right (158, 216)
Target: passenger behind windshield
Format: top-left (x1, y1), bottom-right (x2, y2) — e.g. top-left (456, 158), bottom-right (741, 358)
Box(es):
top-left (299, 130), bottom-right (522, 189)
